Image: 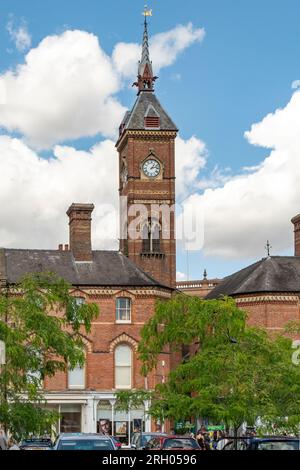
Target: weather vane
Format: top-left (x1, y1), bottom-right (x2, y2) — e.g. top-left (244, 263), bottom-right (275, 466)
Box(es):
top-left (143, 3), bottom-right (153, 18)
top-left (265, 240), bottom-right (272, 257)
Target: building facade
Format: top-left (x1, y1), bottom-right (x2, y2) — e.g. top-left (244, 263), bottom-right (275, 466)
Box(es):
top-left (207, 214), bottom-right (300, 334)
top-left (0, 17), bottom-right (178, 443)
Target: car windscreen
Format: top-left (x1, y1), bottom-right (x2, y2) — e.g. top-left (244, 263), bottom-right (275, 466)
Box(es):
top-left (58, 439), bottom-right (114, 450)
top-left (256, 440), bottom-right (299, 450)
top-left (141, 435), bottom-right (158, 446)
top-left (163, 438), bottom-right (199, 450)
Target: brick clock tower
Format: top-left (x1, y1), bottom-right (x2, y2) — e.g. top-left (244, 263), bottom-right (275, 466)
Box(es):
top-left (116, 17), bottom-right (178, 288)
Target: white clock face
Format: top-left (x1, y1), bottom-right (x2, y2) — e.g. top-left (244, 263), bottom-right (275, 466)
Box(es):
top-left (143, 159), bottom-right (161, 178)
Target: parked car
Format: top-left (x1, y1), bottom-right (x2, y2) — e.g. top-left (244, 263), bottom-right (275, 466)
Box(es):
top-left (53, 433), bottom-right (117, 451)
top-left (111, 436), bottom-right (122, 449)
top-left (131, 432), bottom-right (168, 450)
top-left (144, 435), bottom-right (201, 451)
top-left (19, 438), bottom-right (53, 451)
top-left (247, 437), bottom-right (300, 451)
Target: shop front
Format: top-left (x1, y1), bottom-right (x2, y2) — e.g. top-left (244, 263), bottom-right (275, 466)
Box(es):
top-left (44, 392), bottom-right (151, 442)
top-left (97, 399), bottom-right (148, 446)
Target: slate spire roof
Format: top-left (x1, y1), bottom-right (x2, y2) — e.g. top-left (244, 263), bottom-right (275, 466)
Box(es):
top-left (139, 16), bottom-right (153, 78)
top-left (206, 256), bottom-right (300, 299)
top-left (120, 91), bottom-right (178, 133)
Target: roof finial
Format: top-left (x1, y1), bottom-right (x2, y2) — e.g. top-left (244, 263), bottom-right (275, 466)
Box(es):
top-left (203, 268), bottom-right (208, 280)
top-left (265, 240), bottom-right (272, 257)
top-left (132, 3), bottom-right (158, 94)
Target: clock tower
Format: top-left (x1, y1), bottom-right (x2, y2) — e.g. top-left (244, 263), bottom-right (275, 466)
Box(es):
top-left (116, 16), bottom-right (178, 288)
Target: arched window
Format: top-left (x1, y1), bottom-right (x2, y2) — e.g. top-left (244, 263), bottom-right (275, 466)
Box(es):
top-left (115, 345), bottom-right (132, 389)
top-left (142, 217), bottom-right (161, 253)
top-left (116, 298), bottom-right (131, 323)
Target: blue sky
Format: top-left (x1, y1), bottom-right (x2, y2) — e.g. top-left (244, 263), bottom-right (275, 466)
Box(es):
top-left (0, 0), bottom-right (300, 280)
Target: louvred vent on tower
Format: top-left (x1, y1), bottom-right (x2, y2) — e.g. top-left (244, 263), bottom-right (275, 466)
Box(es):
top-left (144, 104), bottom-right (160, 128)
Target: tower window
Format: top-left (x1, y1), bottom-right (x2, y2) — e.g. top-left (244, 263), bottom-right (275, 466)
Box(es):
top-left (142, 218), bottom-right (161, 253)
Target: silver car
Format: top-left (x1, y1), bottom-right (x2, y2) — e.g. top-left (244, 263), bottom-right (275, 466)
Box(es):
top-left (53, 433), bottom-right (117, 451)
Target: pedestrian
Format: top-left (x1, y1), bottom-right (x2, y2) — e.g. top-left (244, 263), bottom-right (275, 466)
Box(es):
top-left (8, 438), bottom-right (20, 450)
top-left (216, 431), bottom-right (229, 450)
top-left (0, 429), bottom-right (7, 450)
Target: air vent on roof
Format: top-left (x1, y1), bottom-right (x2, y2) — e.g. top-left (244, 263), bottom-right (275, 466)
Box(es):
top-left (145, 116), bottom-right (160, 128)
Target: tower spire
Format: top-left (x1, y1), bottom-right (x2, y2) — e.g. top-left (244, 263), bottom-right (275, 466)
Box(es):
top-left (133, 5), bottom-right (158, 94)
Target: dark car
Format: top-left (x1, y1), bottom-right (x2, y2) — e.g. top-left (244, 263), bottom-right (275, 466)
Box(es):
top-left (247, 437), bottom-right (300, 451)
top-left (145, 435), bottom-right (201, 451)
top-left (131, 432), bottom-right (168, 450)
top-left (53, 433), bottom-right (117, 451)
top-left (19, 438), bottom-right (53, 451)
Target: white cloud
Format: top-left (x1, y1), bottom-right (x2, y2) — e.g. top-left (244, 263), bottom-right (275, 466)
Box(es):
top-left (6, 16), bottom-right (31, 52)
top-left (185, 90), bottom-right (300, 259)
top-left (175, 136), bottom-right (207, 199)
top-left (0, 23), bottom-right (204, 149)
top-left (0, 136), bottom-right (119, 250)
top-left (176, 271), bottom-right (187, 281)
top-left (291, 80), bottom-right (300, 90)
top-left (0, 30), bottom-right (125, 149)
top-left (0, 133), bottom-right (204, 250)
top-left (112, 23), bottom-right (205, 79)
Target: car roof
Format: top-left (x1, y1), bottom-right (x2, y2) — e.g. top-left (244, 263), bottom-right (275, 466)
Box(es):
top-left (58, 433), bottom-right (112, 440)
top-left (253, 437), bottom-right (298, 441)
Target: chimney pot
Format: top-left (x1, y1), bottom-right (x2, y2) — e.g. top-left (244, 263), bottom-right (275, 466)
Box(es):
top-left (65, 244), bottom-right (69, 251)
top-left (67, 203), bottom-right (94, 262)
top-left (58, 244), bottom-right (63, 251)
top-left (292, 214), bottom-right (300, 256)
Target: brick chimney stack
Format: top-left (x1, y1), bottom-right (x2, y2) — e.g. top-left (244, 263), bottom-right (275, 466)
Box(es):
top-left (291, 214), bottom-right (300, 256)
top-left (67, 203), bottom-right (94, 262)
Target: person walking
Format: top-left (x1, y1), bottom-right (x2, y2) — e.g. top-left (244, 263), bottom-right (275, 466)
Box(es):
top-left (0, 430), bottom-right (7, 450)
top-left (8, 438), bottom-right (20, 450)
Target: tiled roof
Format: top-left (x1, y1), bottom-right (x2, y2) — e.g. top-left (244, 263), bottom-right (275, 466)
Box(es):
top-left (122, 91), bottom-right (177, 131)
top-left (0, 248), bottom-right (169, 288)
top-left (206, 256), bottom-right (300, 299)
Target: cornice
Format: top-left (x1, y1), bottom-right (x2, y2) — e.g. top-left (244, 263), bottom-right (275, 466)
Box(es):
top-left (235, 294), bottom-right (300, 304)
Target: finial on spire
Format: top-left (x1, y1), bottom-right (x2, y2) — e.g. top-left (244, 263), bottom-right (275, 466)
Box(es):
top-left (132, 4), bottom-right (158, 94)
top-left (203, 268), bottom-right (208, 280)
top-left (265, 240), bottom-right (272, 257)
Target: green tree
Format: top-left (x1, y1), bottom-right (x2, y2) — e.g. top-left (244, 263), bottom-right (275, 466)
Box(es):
top-left (138, 295), bottom-right (300, 442)
top-left (0, 272), bottom-right (99, 440)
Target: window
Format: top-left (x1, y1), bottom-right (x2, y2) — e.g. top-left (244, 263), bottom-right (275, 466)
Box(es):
top-left (142, 218), bottom-right (161, 253)
top-left (75, 297), bottom-right (85, 306)
top-left (68, 364), bottom-right (85, 390)
top-left (116, 298), bottom-right (131, 323)
top-left (115, 345), bottom-right (132, 389)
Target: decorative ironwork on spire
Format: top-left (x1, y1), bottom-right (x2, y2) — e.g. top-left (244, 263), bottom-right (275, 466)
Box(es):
top-left (133, 5), bottom-right (158, 94)
top-left (265, 240), bottom-right (272, 257)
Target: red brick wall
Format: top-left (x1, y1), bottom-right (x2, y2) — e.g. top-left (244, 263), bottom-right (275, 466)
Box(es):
top-left (45, 291), bottom-right (171, 392)
top-left (235, 296), bottom-right (300, 330)
top-left (118, 133), bottom-right (177, 288)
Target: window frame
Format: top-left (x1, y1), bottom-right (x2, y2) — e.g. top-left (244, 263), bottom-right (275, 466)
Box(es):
top-left (68, 362), bottom-right (86, 390)
top-left (114, 344), bottom-right (133, 390)
top-left (116, 297), bottom-right (132, 324)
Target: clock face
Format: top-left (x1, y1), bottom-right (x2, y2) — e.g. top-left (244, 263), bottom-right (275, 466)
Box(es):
top-left (143, 159), bottom-right (161, 178)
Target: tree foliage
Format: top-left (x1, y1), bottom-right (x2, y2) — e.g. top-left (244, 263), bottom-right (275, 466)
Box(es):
top-left (138, 294), bottom-right (300, 434)
top-left (0, 272), bottom-right (99, 440)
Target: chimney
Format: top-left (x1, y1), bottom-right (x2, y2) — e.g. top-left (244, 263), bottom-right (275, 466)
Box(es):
top-left (292, 214), bottom-right (300, 256)
top-left (67, 203), bottom-right (95, 262)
